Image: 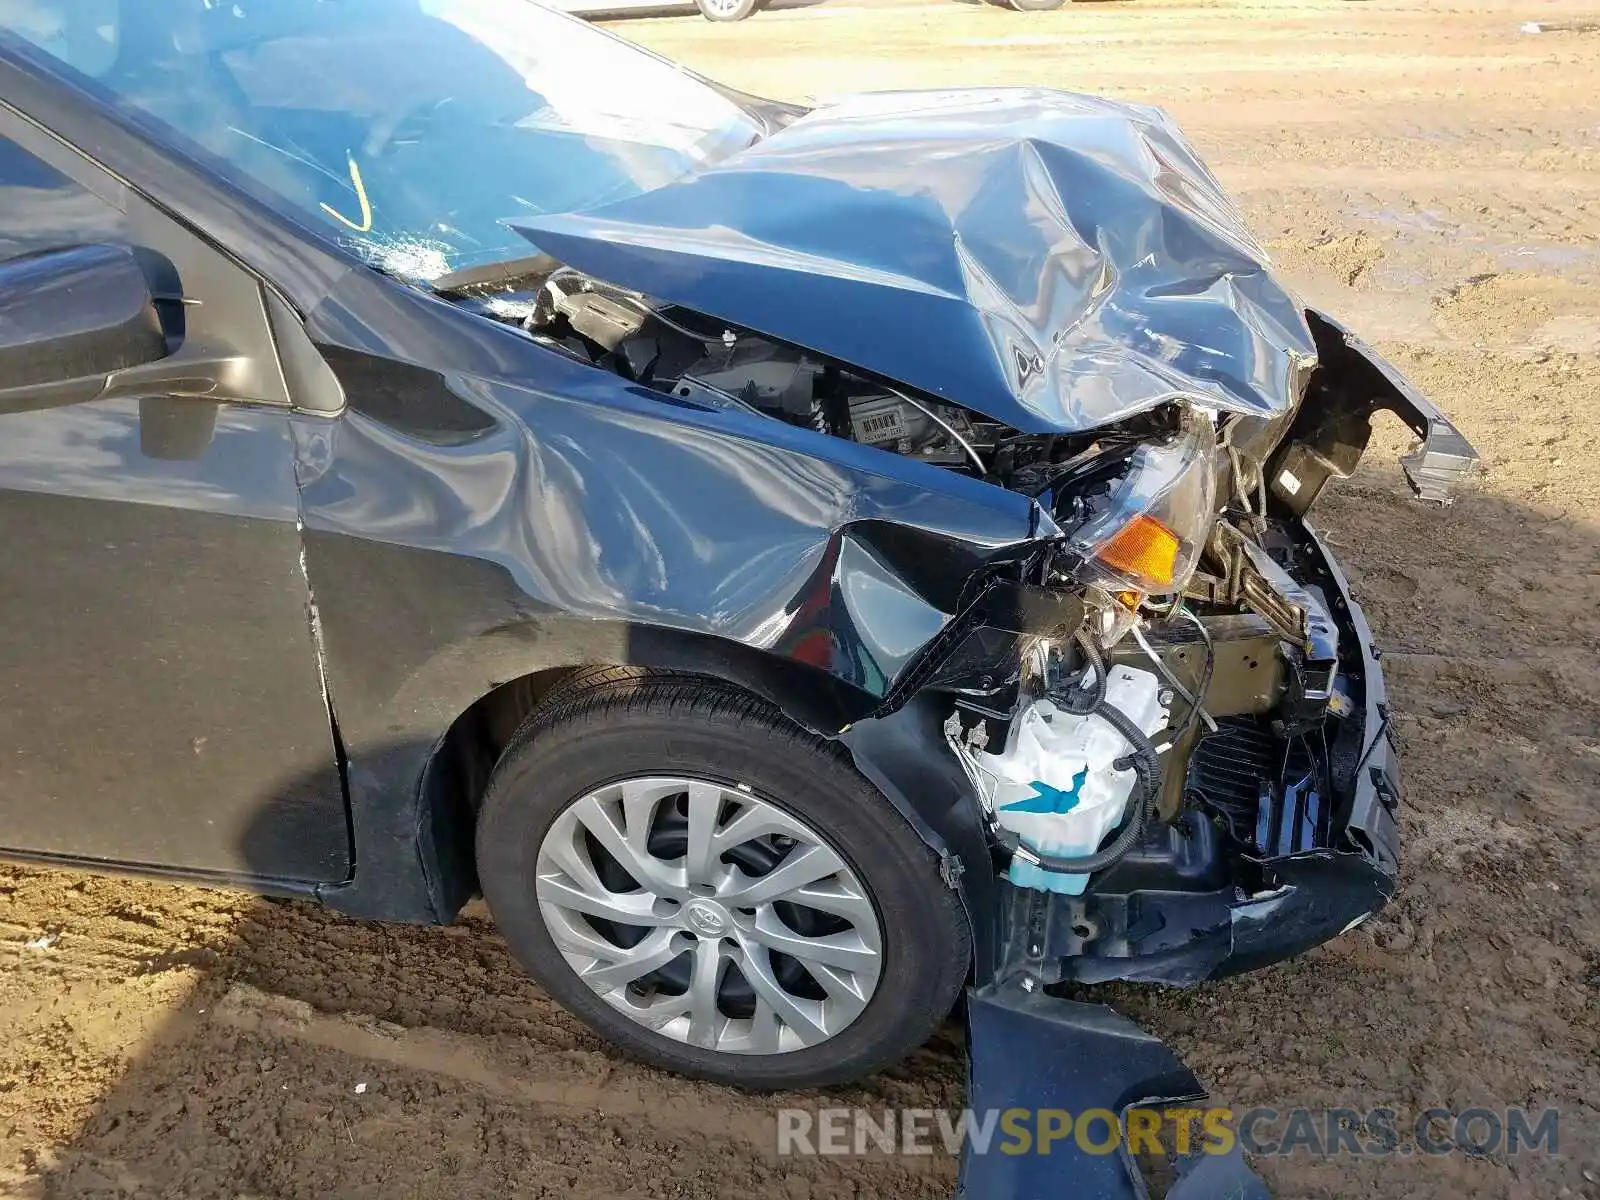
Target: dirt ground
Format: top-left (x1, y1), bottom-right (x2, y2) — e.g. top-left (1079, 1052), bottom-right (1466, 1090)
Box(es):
top-left (4, 0), bottom-right (1599, 1195)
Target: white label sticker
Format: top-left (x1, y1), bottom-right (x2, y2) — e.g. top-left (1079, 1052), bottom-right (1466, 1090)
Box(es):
top-left (852, 406), bottom-right (909, 446)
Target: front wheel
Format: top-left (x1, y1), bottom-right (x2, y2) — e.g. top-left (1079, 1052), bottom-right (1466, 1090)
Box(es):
top-left (696, 0), bottom-right (762, 20)
top-left (475, 672), bottom-right (971, 1090)
top-left (1007, 0), bottom-right (1067, 9)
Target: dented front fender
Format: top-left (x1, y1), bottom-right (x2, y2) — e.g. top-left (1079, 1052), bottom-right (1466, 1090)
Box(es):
top-left (293, 273), bottom-right (1057, 918)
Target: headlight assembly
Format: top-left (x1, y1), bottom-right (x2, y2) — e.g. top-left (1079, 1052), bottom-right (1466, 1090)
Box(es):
top-left (1066, 413), bottom-right (1219, 597)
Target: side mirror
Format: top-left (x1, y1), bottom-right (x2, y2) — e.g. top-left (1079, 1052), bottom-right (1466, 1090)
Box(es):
top-left (0, 243), bottom-right (169, 395)
top-left (0, 243), bottom-right (225, 460)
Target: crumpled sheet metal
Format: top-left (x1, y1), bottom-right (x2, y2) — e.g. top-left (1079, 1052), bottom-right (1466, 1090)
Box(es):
top-left (290, 324), bottom-right (1047, 733)
top-left (515, 88), bottom-right (1318, 435)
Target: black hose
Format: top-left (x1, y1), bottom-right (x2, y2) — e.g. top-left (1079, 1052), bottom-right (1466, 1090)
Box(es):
top-left (1096, 697), bottom-right (1165, 797)
top-left (1003, 781), bottom-right (1149, 876)
top-left (1052, 627), bottom-right (1108, 715)
top-left (1001, 683), bottom-right (1164, 875)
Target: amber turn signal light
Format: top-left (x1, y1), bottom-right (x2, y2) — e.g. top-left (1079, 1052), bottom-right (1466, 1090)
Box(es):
top-left (1094, 514), bottom-right (1180, 589)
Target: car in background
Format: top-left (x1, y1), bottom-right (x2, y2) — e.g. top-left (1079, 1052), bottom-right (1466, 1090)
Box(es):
top-left (559, 0), bottom-right (766, 23)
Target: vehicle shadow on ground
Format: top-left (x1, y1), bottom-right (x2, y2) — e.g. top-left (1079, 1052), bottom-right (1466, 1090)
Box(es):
top-left (5, 464), bottom-right (1597, 1199)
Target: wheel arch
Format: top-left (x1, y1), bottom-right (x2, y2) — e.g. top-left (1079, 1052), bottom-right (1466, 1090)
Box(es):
top-left (378, 623), bottom-right (885, 925)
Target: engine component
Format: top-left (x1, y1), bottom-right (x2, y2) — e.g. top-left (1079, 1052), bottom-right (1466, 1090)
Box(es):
top-left (1101, 611), bottom-right (1286, 819)
top-left (846, 390), bottom-right (982, 463)
top-left (972, 666), bottom-right (1169, 895)
top-left (682, 339), bottom-right (823, 423)
top-left (492, 265), bottom-right (1088, 485)
top-left (1107, 613), bottom-right (1286, 720)
top-left (848, 392), bottom-right (916, 448)
top-left (1187, 717), bottom-right (1330, 857)
top-left (553, 288), bottom-right (645, 353)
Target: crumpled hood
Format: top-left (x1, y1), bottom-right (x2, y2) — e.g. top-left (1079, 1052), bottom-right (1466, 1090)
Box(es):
top-left (514, 87), bottom-right (1318, 435)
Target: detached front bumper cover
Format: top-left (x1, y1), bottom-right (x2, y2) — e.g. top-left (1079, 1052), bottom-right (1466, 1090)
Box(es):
top-left (962, 986), bottom-right (1270, 1200)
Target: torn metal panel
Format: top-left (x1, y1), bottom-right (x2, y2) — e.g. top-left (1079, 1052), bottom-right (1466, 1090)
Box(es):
top-left (515, 89), bottom-right (1318, 436)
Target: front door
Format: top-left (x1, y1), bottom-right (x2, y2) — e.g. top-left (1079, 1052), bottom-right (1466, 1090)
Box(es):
top-left (0, 118), bottom-right (349, 884)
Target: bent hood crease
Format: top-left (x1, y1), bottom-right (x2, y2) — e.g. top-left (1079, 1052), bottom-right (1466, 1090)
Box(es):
top-left (514, 87), bottom-right (1318, 434)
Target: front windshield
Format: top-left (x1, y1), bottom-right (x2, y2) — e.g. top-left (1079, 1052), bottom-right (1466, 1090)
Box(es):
top-left (0, 0), bottom-right (762, 280)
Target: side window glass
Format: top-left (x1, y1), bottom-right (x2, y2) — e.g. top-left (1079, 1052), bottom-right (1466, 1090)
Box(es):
top-left (0, 134), bottom-right (125, 261)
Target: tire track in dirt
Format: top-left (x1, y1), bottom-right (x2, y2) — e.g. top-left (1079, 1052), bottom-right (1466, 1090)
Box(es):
top-left (0, 917), bottom-right (189, 959)
top-left (207, 983), bottom-right (904, 1164)
top-left (40, 978), bottom-right (957, 1199)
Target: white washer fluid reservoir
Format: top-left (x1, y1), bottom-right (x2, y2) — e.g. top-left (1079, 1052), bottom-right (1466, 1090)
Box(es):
top-left (974, 666), bottom-right (1169, 895)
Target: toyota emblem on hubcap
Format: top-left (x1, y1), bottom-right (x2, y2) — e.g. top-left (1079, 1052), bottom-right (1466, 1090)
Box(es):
top-left (684, 900), bottom-right (729, 937)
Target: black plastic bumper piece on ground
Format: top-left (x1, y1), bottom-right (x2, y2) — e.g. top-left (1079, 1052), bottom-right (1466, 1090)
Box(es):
top-left (959, 983), bottom-right (1269, 1200)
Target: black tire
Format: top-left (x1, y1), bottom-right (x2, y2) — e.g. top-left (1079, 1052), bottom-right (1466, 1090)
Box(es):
top-left (475, 671), bottom-right (971, 1090)
top-left (695, 0), bottom-right (761, 20)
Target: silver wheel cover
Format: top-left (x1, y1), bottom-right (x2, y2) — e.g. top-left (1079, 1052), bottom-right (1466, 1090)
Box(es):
top-left (536, 777), bottom-right (884, 1054)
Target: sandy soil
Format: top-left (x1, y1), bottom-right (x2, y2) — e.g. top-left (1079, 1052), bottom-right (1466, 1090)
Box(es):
top-left (3, 0), bottom-right (1599, 1196)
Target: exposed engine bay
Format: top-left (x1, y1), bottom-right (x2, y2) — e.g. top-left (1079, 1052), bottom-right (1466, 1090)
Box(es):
top-left (451, 258), bottom-right (1464, 990)
top-left (458, 262), bottom-right (1177, 495)
top-left (423, 95), bottom-right (1478, 1190)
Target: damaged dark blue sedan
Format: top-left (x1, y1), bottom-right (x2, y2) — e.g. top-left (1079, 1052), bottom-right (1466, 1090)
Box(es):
top-left (0, 2), bottom-right (1477, 1195)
